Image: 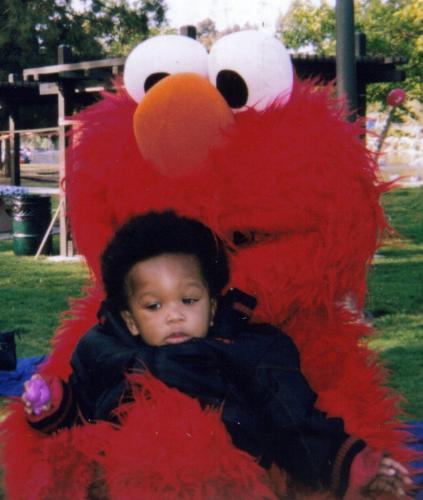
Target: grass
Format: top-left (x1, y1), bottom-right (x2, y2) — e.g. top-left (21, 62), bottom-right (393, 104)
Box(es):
top-left (366, 186), bottom-right (423, 418)
top-left (0, 238), bottom-right (89, 358)
top-left (0, 187), bottom-right (422, 420)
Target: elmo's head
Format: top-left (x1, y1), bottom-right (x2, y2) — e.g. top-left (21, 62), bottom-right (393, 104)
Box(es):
top-left (68, 31), bottom-right (387, 327)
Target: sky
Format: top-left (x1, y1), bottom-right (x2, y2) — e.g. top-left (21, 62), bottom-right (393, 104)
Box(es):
top-left (72, 1), bottom-right (336, 34)
top-left (166, 0), bottom-right (335, 33)
top-left (166, 0), bottom-right (291, 33)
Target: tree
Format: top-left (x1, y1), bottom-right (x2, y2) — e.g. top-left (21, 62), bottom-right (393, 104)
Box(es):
top-left (0, 0), bottom-right (168, 81)
top-left (0, 0), bottom-right (102, 80)
top-left (79, 0), bottom-right (168, 56)
top-left (196, 19), bottom-right (260, 51)
top-left (196, 18), bottom-right (218, 50)
top-left (278, 0), bottom-right (335, 56)
top-left (355, 0), bottom-right (422, 103)
top-left (277, 0), bottom-right (423, 104)
top-left (0, 0), bottom-right (168, 136)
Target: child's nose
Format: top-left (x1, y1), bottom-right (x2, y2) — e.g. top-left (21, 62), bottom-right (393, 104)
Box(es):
top-left (166, 305), bottom-right (185, 323)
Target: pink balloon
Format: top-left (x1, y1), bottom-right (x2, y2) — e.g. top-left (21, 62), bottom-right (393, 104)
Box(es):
top-left (387, 88), bottom-right (406, 107)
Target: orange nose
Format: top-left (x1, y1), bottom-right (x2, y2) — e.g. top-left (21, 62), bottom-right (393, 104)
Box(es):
top-left (133, 73), bottom-right (234, 176)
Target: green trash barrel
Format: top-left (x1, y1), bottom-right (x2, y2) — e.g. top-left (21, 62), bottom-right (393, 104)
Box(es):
top-left (11, 195), bottom-right (52, 256)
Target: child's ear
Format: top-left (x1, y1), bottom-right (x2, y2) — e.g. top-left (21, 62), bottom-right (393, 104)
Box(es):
top-left (121, 310), bottom-right (140, 336)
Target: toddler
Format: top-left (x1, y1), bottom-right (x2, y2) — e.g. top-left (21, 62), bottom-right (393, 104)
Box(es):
top-left (23, 211), bottom-right (411, 498)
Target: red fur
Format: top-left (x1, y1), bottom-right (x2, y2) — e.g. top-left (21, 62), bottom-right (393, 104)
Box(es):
top-left (1, 402), bottom-right (97, 499)
top-left (41, 285), bottom-right (103, 379)
top-left (100, 374), bottom-right (278, 499)
top-left (1, 77), bottom-right (415, 497)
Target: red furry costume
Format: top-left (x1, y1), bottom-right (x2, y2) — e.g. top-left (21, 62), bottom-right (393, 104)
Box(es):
top-left (1, 32), bottom-right (412, 499)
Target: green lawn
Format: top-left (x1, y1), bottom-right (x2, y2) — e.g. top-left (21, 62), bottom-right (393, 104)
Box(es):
top-left (0, 238), bottom-right (88, 358)
top-left (366, 186), bottom-right (423, 419)
top-left (0, 187), bottom-right (422, 418)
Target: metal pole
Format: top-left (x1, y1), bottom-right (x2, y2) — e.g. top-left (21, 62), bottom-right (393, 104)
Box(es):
top-left (180, 26), bottom-right (197, 39)
top-left (355, 32), bottom-right (367, 120)
top-left (336, 0), bottom-right (357, 122)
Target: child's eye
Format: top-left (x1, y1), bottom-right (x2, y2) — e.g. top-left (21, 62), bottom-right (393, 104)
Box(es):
top-left (182, 298), bottom-right (199, 305)
top-left (145, 303), bottom-right (160, 311)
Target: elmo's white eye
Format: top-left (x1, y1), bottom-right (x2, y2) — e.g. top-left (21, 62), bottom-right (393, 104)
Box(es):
top-left (124, 35), bottom-right (209, 103)
top-left (209, 31), bottom-right (293, 112)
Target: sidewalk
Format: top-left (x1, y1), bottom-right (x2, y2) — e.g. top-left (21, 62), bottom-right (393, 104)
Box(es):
top-left (0, 226), bottom-right (60, 241)
top-left (0, 231), bottom-right (12, 240)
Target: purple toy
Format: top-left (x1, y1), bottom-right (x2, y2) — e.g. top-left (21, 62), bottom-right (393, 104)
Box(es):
top-left (24, 376), bottom-right (51, 416)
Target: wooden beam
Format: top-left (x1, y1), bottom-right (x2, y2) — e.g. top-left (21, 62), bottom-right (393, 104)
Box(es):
top-left (57, 47), bottom-right (74, 258)
top-left (0, 126), bottom-right (59, 136)
top-left (23, 57), bottom-right (125, 80)
top-left (8, 75), bottom-right (20, 186)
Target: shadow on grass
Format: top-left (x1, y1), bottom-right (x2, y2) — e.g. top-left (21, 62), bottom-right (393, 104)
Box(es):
top-left (0, 233), bottom-right (62, 257)
top-left (378, 345), bottom-right (423, 419)
top-left (382, 187), bottom-right (423, 244)
top-left (378, 247), bottom-right (423, 259)
top-left (0, 240), bottom-right (12, 252)
top-left (367, 258), bottom-right (423, 316)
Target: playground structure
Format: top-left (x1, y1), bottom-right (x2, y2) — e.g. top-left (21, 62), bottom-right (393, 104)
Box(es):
top-left (0, 6), bottom-right (407, 258)
top-left (0, 43), bottom-right (123, 257)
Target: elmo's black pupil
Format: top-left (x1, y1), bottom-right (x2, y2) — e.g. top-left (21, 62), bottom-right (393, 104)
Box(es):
top-left (216, 70), bottom-right (248, 109)
top-left (144, 72), bottom-right (169, 92)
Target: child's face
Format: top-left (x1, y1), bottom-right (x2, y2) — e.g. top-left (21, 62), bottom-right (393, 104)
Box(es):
top-left (121, 253), bottom-right (216, 346)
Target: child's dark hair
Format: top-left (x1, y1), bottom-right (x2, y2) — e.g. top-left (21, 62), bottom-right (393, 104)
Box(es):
top-left (101, 211), bottom-right (229, 311)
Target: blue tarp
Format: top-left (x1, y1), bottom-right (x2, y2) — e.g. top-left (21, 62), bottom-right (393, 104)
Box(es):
top-left (0, 355), bottom-right (46, 397)
top-left (409, 421), bottom-right (423, 499)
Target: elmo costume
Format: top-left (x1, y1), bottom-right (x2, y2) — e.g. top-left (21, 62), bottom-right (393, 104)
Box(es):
top-left (1, 31), bottom-right (413, 499)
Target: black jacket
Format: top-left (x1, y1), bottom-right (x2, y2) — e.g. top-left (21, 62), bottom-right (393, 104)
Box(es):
top-left (35, 290), bottom-right (365, 497)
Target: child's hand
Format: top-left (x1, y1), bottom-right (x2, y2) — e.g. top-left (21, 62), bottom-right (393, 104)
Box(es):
top-left (22, 374), bottom-right (52, 416)
top-left (363, 456), bottom-right (413, 498)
